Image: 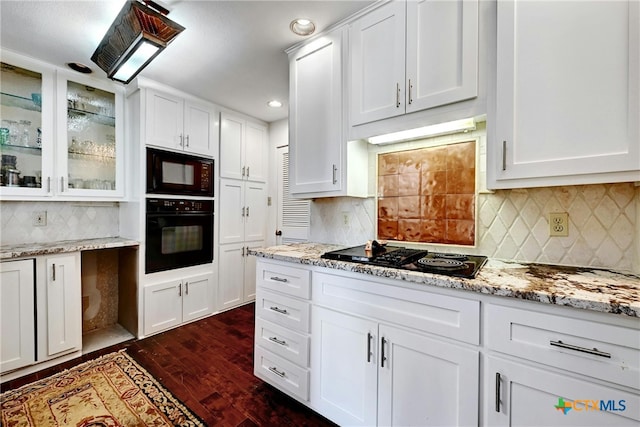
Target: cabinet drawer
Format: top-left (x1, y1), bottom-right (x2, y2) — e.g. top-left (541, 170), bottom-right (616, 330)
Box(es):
top-left (254, 346), bottom-right (309, 401)
top-left (256, 289), bottom-right (310, 333)
top-left (486, 304), bottom-right (640, 390)
top-left (313, 271), bottom-right (480, 344)
top-left (255, 317), bottom-right (309, 367)
top-left (258, 262), bottom-right (311, 299)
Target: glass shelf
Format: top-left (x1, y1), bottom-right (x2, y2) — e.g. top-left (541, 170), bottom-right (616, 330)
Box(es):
top-left (0, 143), bottom-right (42, 152)
top-left (68, 107), bottom-right (115, 127)
top-left (0, 92), bottom-right (42, 112)
top-left (68, 150), bottom-right (115, 161)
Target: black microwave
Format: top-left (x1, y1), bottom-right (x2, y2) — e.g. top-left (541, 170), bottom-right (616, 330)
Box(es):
top-left (146, 148), bottom-right (214, 197)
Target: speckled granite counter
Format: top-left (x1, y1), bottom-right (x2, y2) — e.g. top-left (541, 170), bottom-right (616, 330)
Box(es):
top-left (249, 243), bottom-right (640, 318)
top-left (0, 237), bottom-right (139, 260)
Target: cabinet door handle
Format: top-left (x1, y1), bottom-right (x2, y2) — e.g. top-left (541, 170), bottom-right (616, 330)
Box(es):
top-left (60, 176), bottom-right (64, 192)
top-left (396, 82), bottom-right (401, 108)
top-left (242, 166), bottom-right (246, 177)
top-left (242, 206), bottom-right (245, 217)
top-left (380, 337), bottom-right (387, 367)
top-left (47, 176), bottom-right (51, 193)
top-left (269, 366), bottom-right (286, 378)
top-left (185, 281), bottom-right (189, 295)
top-left (502, 140), bottom-right (507, 171)
top-left (269, 306), bottom-right (289, 315)
top-left (495, 372), bottom-right (501, 412)
top-left (246, 166), bottom-right (250, 177)
top-left (242, 246), bottom-right (245, 257)
top-left (269, 276), bottom-right (288, 283)
top-left (549, 340), bottom-right (611, 358)
top-left (185, 134), bottom-right (190, 147)
top-left (178, 283), bottom-right (182, 296)
top-left (408, 79), bottom-right (413, 105)
top-left (367, 332), bottom-right (373, 363)
top-left (52, 263), bottom-right (56, 281)
top-left (332, 164), bottom-right (337, 184)
top-left (179, 134), bottom-right (184, 147)
top-left (269, 336), bottom-right (287, 346)
top-left (246, 206), bottom-right (250, 217)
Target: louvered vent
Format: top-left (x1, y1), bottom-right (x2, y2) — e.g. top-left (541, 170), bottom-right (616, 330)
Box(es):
top-left (282, 152), bottom-right (310, 243)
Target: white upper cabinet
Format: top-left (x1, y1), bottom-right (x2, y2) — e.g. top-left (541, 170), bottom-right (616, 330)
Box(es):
top-left (56, 71), bottom-right (125, 198)
top-left (288, 28), bottom-right (369, 198)
top-left (0, 50), bottom-right (126, 200)
top-left (145, 88), bottom-right (216, 157)
top-left (349, 1), bottom-right (406, 125)
top-left (489, 0), bottom-right (640, 188)
top-left (349, 0), bottom-right (479, 126)
top-left (219, 112), bottom-right (267, 182)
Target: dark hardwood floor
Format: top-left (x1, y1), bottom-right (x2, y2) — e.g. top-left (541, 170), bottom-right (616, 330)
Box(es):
top-left (1, 303), bottom-right (336, 426)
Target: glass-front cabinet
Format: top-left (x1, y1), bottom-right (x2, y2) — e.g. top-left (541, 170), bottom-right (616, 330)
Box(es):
top-left (56, 73), bottom-right (124, 198)
top-left (0, 50), bottom-right (124, 200)
top-left (0, 53), bottom-right (55, 197)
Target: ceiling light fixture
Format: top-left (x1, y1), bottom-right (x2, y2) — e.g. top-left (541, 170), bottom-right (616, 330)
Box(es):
top-left (367, 118), bottom-right (477, 145)
top-left (267, 100), bottom-right (283, 108)
top-left (91, 0), bottom-right (185, 84)
top-left (290, 18), bottom-right (316, 36)
top-left (67, 62), bottom-right (93, 74)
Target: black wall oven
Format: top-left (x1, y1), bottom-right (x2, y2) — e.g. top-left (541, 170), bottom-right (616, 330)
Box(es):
top-left (145, 198), bottom-right (214, 273)
top-left (147, 147), bottom-right (214, 197)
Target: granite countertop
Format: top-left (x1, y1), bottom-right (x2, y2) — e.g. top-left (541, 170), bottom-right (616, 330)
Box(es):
top-left (0, 237), bottom-right (139, 260)
top-left (249, 242), bottom-right (640, 318)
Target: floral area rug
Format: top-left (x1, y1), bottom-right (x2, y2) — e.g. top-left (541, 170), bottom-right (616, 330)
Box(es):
top-left (0, 350), bottom-right (204, 426)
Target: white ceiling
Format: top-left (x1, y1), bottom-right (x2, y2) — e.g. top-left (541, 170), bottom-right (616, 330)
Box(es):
top-left (0, 0), bottom-right (374, 123)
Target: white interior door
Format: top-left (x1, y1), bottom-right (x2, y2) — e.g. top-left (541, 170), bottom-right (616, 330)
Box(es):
top-left (276, 146), bottom-right (310, 244)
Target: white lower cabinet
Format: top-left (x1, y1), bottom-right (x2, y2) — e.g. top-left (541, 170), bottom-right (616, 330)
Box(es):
top-left (310, 307), bottom-right (378, 426)
top-left (485, 303), bottom-right (640, 426)
top-left (0, 259), bottom-right (35, 372)
top-left (36, 253), bottom-right (82, 361)
top-left (254, 260), bottom-right (311, 402)
top-left (218, 241), bottom-right (261, 311)
top-left (253, 259), bottom-right (639, 426)
top-left (487, 356), bottom-right (640, 426)
top-left (311, 306), bottom-right (479, 427)
top-left (144, 272), bottom-right (214, 336)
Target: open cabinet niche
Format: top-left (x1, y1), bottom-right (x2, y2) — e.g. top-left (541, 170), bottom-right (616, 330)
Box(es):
top-left (81, 247), bottom-right (138, 353)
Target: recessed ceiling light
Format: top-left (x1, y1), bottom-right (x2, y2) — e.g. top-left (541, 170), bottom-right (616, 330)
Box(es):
top-left (267, 100), bottom-right (283, 108)
top-left (290, 18), bottom-right (315, 36)
top-left (67, 62), bottom-right (93, 74)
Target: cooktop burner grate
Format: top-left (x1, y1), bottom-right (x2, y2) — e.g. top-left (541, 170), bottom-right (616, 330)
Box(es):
top-left (321, 244), bottom-right (488, 279)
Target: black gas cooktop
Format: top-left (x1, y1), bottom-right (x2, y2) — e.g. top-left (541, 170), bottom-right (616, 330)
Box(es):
top-left (321, 244), bottom-right (487, 279)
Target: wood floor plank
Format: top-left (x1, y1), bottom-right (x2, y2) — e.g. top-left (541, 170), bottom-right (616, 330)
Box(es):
top-left (1, 303), bottom-right (335, 426)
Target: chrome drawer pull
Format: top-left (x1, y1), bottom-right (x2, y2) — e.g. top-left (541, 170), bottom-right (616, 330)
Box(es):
top-left (269, 366), bottom-right (286, 378)
top-left (269, 306), bottom-right (289, 315)
top-left (270, 276), bottom-right (289, 283)
top-left (550, 340), bottom-right (611, 358)
top-left (269, 336), bottom-right (287, 346)
top-left (495, 372), bottom-right (501, 412)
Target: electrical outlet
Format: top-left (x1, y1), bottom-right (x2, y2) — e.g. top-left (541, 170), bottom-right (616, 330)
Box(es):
top-left (549, 212), bottom-right (568, 237)
top-left (33, 211), bottom-right (47, 226)
top-left (342, 212), bottom-right (351, 226)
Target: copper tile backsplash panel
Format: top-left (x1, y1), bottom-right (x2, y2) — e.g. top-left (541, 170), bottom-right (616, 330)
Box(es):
top-left (377, 141), bottom-right (476, 245)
